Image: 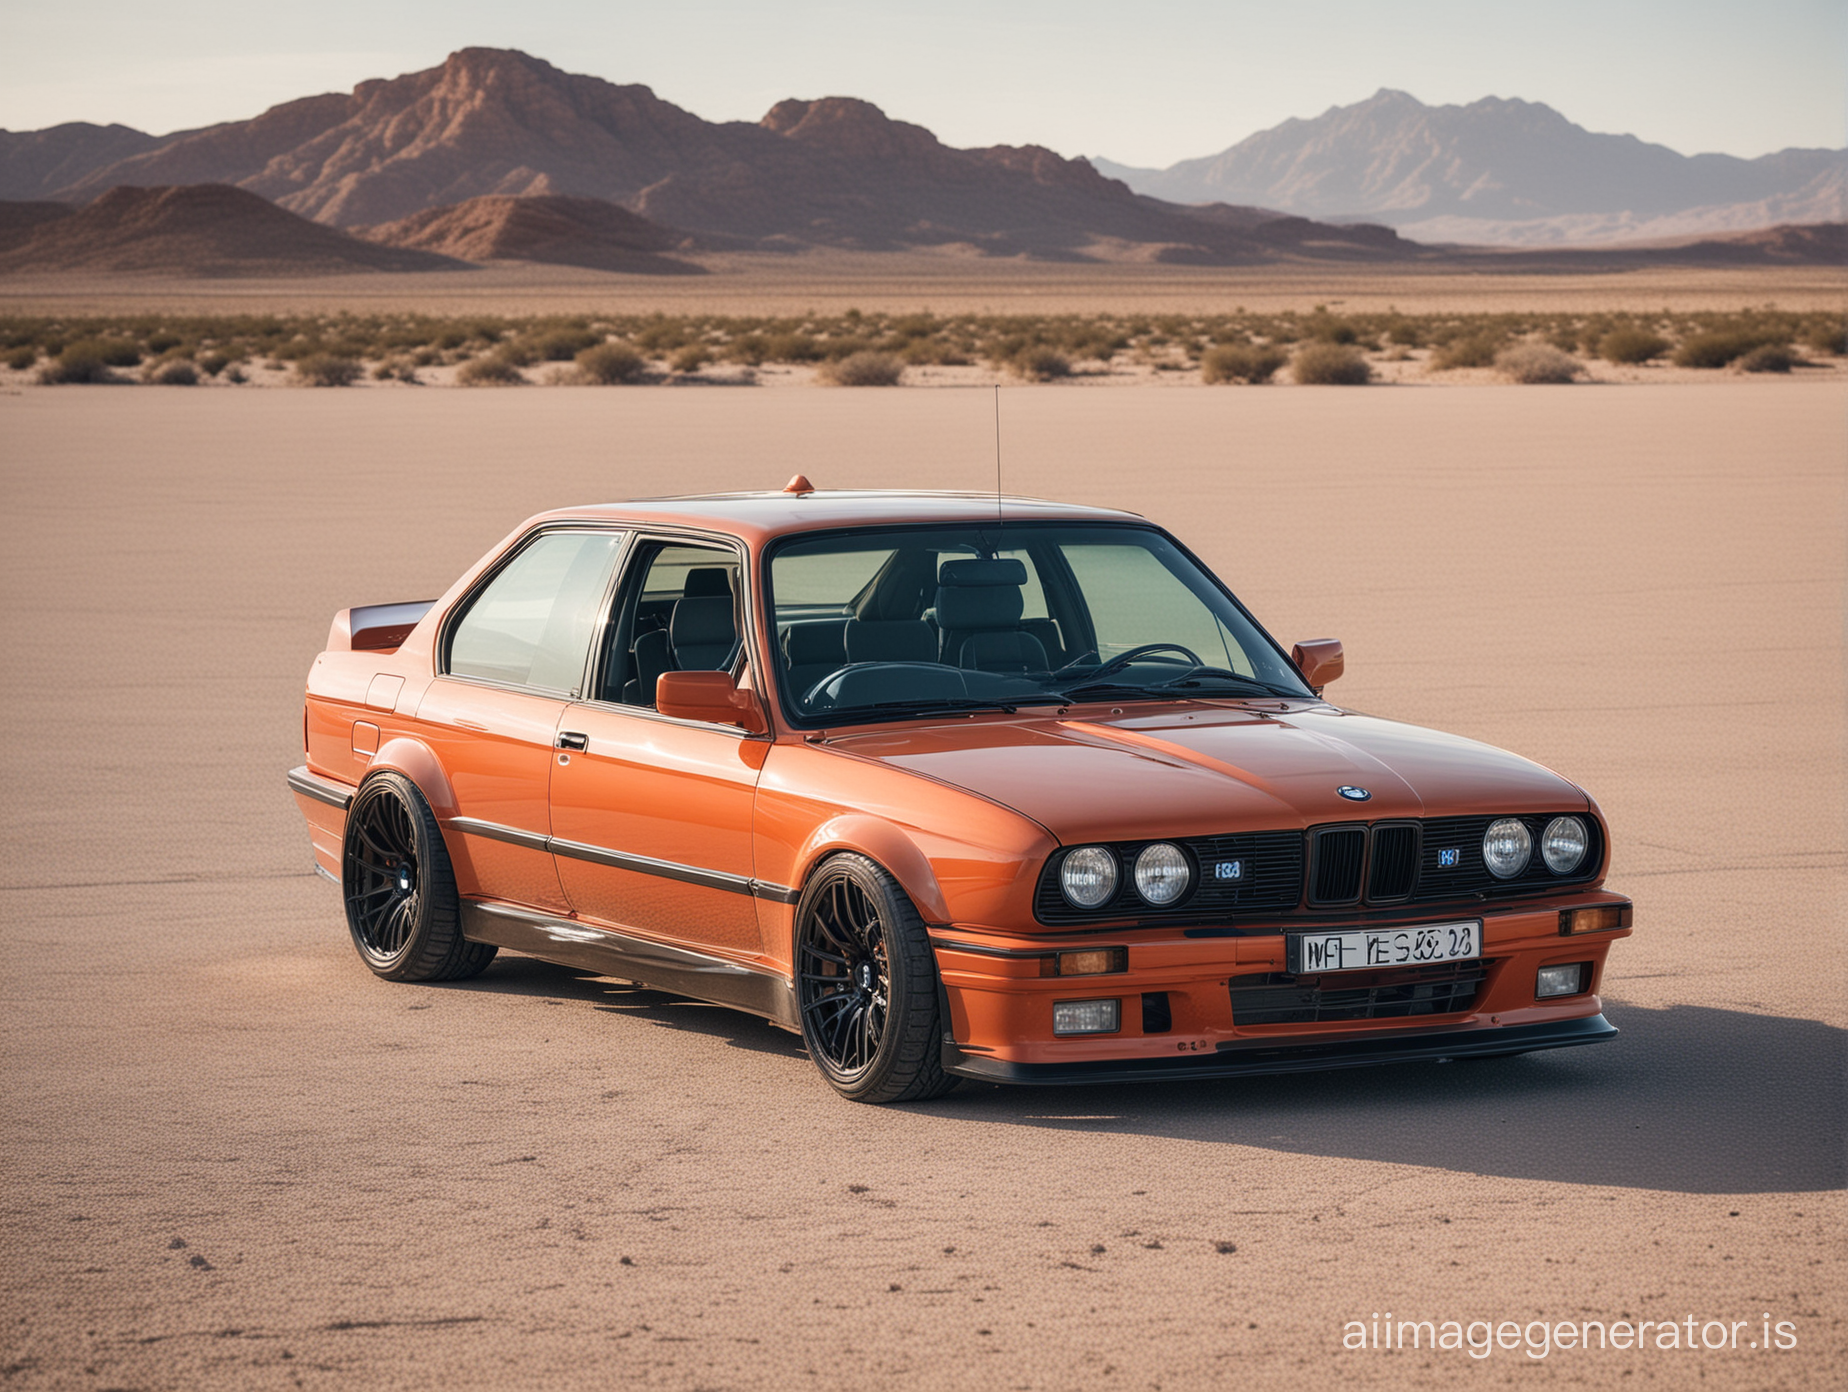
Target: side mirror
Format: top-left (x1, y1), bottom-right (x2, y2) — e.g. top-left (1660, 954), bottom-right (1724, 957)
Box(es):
top-left (1291, 639), bottom-right (1345, 694)
top-left (656, 670), bottom-right (768, 733)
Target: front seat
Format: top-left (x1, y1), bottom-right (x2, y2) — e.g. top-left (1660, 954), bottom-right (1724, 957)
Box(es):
top-left (934, 558), bottom-right (1048, 674)
top-left (669, 594), bottom-right (738, 671)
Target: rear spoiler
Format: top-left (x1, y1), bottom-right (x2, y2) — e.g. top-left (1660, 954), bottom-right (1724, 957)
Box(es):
top-left (328, 600), bottom-right (436, 653)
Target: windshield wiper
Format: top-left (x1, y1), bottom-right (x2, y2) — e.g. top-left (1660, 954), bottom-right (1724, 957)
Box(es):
top-left (826, 697), bottom-right (1022, 718)
top-left (1149, 669), bottom-right (1301, 697)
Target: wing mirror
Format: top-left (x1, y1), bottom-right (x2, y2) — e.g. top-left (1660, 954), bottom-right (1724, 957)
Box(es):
top-left (1291, 639), bottom-right (1345, 694)
top-left (656, 670), bottom-right (768, 733)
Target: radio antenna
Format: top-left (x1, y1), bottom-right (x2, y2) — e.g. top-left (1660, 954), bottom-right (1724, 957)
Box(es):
top-left (993, 384), bottom-right (1003, 525)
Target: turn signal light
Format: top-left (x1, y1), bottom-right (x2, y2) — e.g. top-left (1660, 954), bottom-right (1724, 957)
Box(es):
top-left (1053, 947), bottom-right (1129, 977)
top-left (1559, 904), bottom-right (1631, 935)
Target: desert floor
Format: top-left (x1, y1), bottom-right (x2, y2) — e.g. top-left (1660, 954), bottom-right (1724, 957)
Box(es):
top-left (0, 380), bottom-right (1842, 1390)
top-left (3, 258), bottom-right (1843, 316)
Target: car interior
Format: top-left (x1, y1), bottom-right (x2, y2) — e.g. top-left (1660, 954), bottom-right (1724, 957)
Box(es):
top-left (603, 545), bottom-right (744, 708)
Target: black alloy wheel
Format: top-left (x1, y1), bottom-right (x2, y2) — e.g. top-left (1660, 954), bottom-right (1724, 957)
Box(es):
top-left (795, 852), bottom-right (958, 1103)
top-left (342, 772), bottom-right (496, 983)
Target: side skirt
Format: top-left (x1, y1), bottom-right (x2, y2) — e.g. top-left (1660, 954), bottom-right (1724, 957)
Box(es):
top-left (458, 900), bottom-right (798, 1030)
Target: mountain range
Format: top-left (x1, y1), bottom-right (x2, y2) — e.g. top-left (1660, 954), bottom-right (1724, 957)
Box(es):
top-left (0, 52), bottom-right (1838, 273)
top-left (1092, 89), bottom-right (1845, 246)
top-left (0, 48), bottom-right (1410, 265)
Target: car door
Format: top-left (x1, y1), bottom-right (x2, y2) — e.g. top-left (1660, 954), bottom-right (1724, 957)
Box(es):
top-left (415, 527), bottom-right (627, 913)
top-left (548, 536), bottom-right (769, 956)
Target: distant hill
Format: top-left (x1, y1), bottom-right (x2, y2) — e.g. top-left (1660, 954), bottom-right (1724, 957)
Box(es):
top-left (0, 185), bottom-right (465, 276)
top-left (0, 122), bottom-right (169, 201)
top-left (1093, 89), bottom-right (1846, 247)
top-left (355, 194), bottom-right (704, 274)
top-left (7, 48), bottom-right (1418, 263)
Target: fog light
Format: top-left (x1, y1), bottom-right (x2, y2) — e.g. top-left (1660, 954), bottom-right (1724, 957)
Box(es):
top-left (1536, 963), bottom-right (1589, 998)
top-left (1053, 999), bottom-right (1121, 1035)
top-left (1560, 904), bottom-right (1629, 934)
top-left (1055, 947), bottom-right (1128, 976)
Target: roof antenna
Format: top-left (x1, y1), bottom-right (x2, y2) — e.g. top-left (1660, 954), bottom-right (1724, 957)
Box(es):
top-left (993, 384), bottom-right (1003, 526)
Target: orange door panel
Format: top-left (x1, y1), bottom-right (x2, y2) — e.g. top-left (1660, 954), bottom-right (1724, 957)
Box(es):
top-left (549, 705), bottom-right (769, 955)
top-left (414, 678), bottom-right (568, 912)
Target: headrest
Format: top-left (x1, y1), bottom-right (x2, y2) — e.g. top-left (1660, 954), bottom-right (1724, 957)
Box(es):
top-left (783, 622), bottom-right (845, 664)
top-left (938, 557), bottom-right (1027, 587)
top-left (683, 566), bottom-right (733, 598)
top-left (935, 582), bottom-right (1023, 631)
top-left (845, 618), bottom-right (937, 664)
top-left (671, 595), bottom-right (735, 649)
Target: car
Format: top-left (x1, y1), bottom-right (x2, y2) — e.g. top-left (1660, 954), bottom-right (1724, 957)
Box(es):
top-left (288, 479), bottom-right (1632, 1102)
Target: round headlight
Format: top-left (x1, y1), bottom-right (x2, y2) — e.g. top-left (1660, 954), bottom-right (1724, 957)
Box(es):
top-left (1542, 815), bottom-right (1588, 874)
top-left (1060, 846), bottom-right (1118, 909)
top-left (1134, 843), bottom-right (1191, 906)
top-left (1482, 818), bottom-right (1533, 879)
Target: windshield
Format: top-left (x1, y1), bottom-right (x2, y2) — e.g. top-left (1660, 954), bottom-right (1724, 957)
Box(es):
top-left (764, 522), bottom-right (1311, 724)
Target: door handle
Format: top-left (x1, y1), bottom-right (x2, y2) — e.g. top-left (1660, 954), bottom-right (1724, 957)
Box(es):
top-left (557, 731), bottom-right (588, 751)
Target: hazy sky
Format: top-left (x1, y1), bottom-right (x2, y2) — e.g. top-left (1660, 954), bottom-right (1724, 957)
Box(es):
top-left (3, 0), bottom-right (1842, 165)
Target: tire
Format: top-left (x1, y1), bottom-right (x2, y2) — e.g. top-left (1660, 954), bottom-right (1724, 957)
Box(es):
top-left (342, 772), bottom-right (497, 983)
top-left (794, 852), bottom-right (960, 1103)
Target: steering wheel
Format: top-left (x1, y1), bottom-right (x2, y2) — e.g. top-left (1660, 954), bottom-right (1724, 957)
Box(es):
top-left (1082, 643), bottom-right (1205, 681)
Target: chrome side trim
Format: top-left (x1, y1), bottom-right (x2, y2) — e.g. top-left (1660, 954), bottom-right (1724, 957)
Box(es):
top-left (550, 837), bottom-right (753, 896)
top-left (459, 901), bottom-right (797, 1028)
top-left (447, 817), bottom-right (800, 903)
top-left (287, 765), bottom-right (354, 810)
top-left (313, 863), bottom-right (339, 884)
top-left (449, 816), bottom-right (550, 852)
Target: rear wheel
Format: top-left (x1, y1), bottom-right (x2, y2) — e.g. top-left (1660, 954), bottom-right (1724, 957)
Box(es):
top-left (795, 853), bottom-right (959, 1103)
top-left (342, 772), bottom-right (496, 983)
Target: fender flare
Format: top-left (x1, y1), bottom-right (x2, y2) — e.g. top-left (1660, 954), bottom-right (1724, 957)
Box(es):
top-left (789, 815), bottom-right (951, 926)
top-left (365, 737), bottom-right (459, 822)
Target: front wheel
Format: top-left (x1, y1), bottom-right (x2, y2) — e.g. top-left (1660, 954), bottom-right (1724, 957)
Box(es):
top-left (794, 853), bottom-right (959, 1103)
top-left (342, 772), bottom-right (497, 983)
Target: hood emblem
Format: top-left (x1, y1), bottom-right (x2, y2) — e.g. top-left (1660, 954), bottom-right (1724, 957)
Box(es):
top-left (1336, 786), bottom-right (1372, 802)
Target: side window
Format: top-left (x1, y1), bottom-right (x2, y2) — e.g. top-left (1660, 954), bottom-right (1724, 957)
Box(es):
top-left (603, 541), bottom-right (742, 707)
top-left (447, 531), bottom-right (624, 694)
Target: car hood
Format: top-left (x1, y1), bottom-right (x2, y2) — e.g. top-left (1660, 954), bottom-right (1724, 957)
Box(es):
top-left (823, 702), bottom-right (1588, 842)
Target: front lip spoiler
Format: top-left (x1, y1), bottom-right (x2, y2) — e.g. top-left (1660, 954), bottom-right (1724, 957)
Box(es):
top-left (944, 1013), bottom-right (1617, 1085)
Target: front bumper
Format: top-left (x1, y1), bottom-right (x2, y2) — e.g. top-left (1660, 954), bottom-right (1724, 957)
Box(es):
top-left (945, 1013), bottom-right (1616, 1084)
top-left (931, 891), bottom-right (1632, 1082)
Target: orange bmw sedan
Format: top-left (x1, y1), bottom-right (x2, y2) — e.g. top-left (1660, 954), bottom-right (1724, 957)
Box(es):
top-left (289, 482), bottom-right (1631, 1102)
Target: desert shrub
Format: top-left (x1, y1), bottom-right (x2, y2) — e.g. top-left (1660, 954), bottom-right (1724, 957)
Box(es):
top-left (372, 357), bottom-right (420, 383)
top-left (4, 345), bottom-right (37, 370)
top-left (670, 343), bottom-right (711, 374)
top-left (725, 333), bottom-right (770, 366)
top-left (1599, 327), bottom-right (1670, 363)
top-left (1430, 334), bottom-right (1501, 370)
top-left (38, 343), bottom-right (122, 384)
top-left (1305, 314), bottom-right (1358, 345)
top-left (529, 327), bottom-right (600, 362)
top-left (1011, 346), bottom-right (1071, 381)
top-left (145, 331), bottom-right (183, 354)
top-left (456, 355), bottom-right (526, 387)
top-left (1801, 321), bottom-right (1847, 356)
top-left (1291, 343), bottom-right (1372, 385)
top-left (1737, 344), bottom-right (1795, 374)
top-left (224, 365), bottom-right (247, 384)
top-left (576, 342), bottom-right (646, 384)
top-left (1672, 331), bottom-right (1775, 369)
top-left (195, 351), bottom-right (230, 377)
top-left (146, 359), bottom-right (199, 386)
top-left (817, 351), bottom-right (904, 387)
top-left (635, 320), bottom-right (692, 353)
top-left (295, 354), bottom-right (363, 387)
top-left (1201, 344), bottom-right (1288, 384)
top-left (1494, 343), bottom-right (1582, 384)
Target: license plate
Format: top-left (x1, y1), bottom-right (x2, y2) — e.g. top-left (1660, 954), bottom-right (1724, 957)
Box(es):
top-left (1286, 920), bottom-right (1481, 974)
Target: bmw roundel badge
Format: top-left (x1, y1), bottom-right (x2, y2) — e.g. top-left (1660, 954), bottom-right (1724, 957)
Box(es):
top-left (1336, 786), bottom-right (1372, 802)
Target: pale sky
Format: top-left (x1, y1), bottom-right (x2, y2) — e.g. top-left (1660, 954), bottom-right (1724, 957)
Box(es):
top-left (2, 0), bottom-right (1842, 166)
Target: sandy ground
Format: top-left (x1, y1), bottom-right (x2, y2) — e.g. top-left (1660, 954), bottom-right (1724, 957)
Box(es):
top-left (2, 258), bottom-right (1843, 316)
top-left (0, 382), bottom-right (1842, 1390)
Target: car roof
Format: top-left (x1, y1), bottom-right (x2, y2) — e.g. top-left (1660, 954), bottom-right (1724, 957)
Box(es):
top-left (521, 489), bottom-right (1149, 546)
